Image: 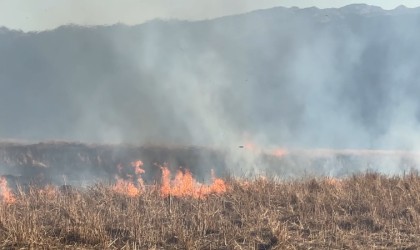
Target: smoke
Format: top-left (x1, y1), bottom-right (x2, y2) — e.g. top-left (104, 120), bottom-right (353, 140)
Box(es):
top-left (1, 5), bottom-right (420, 176)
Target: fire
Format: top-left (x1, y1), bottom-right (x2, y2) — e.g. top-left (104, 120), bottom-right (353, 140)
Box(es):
top-left (160, 165), bottom-right (227, 199)
top-left (244, 141), bottom-right (258, 152)
top-left (0, 177), bottom-right (15, 204)
top-left (111, 160), bottom-right (227, 198)
top-left (241, 137), bottom-right (288, 158)
top-left (131, 160), bottom-right (145, 175)
top-left (272, 148), bottom-right (288, 157)
top-left (113, 178), bottom-right (141, 197)
top-left (160, 166), bottom-right (171, 197)
top-left (112, 160), bottom-right (145, 197)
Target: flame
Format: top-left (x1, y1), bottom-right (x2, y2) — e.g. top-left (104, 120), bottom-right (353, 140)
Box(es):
top-left (242, 137), bottom-right (288, 158)
top-left (112, 160), bottom-right (145, 197)
top-left (0, 177), bottom-right (15, 204)
top-left (271, 148), bottom-right (288, 157)
top-left (131, 160), bottom-right (145, 175)
top-left (160, 166), bottom-right (171, 197)
top-left (113, 178), bottom-right (141, 197)
top-left (160, 165), bottom-right (227, 199)
top-left (111, 160), bottom-right (227, 199)
top-left (244, 141), bottom-right (258, 151)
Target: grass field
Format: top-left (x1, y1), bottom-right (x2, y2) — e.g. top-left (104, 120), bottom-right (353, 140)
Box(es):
top-left (0, 172), bottom-right (419, 249)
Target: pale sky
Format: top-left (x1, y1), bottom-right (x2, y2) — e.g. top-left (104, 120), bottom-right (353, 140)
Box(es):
top-left (1, 0), bottom-right (420, 31)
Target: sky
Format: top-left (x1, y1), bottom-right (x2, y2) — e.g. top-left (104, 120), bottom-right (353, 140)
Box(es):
top-left (1, 0), bottom-right (420, 31)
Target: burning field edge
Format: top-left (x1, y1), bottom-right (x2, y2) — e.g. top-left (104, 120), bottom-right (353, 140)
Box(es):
top-left (0, 141), bottom-right (420, 248)
top-left (1, 141), bottom-right (420, 187)
top-left (0, 172), bottom-right (419, 249)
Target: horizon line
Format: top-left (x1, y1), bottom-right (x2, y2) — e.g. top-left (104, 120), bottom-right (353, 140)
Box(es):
top-left (1, 3), bottom-right (418, 33)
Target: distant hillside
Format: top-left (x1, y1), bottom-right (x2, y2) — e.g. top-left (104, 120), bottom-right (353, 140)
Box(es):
top-left (1, 4), bottom-right (420, 150)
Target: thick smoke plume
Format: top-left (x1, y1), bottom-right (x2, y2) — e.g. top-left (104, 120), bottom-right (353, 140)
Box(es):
top-left (1, 4), bottom-right (420, 178)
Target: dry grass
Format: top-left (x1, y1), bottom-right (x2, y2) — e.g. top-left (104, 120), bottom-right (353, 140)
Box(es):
top-left (0, 172), bottom-right (419, 249)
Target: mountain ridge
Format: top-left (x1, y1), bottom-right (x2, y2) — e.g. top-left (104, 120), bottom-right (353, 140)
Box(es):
top-left (1, 4), bottom-right (420, 33)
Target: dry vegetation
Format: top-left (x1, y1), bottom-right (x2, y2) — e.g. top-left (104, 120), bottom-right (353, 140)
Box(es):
top-left (0, 172), bottom-right (419, 249)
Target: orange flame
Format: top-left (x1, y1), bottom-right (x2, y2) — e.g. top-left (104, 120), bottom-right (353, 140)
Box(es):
top-left (112, 160), bottom-right (145, 197)
top-left (113, 178), bottom-right (141, 197)
top-left (244, 141), bottom-right (258, 151)
top-left (0, 177), bottom-right (15, 204)
top-left (242, 137), bottom-right (288, 158)
top-left (112, 160), bottom-right (227, 199)
top-left (271, 148), bottom-right (288, 157)
top-left (160, 166), bottom-right (171, 197)
top-left (131, 160), bottom-right (145, 175)
top-left (160, 165), bottom-right (227, 199)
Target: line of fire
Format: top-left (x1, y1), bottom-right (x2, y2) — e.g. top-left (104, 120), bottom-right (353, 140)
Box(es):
top-left (0, 141), bottom-right (419, 203)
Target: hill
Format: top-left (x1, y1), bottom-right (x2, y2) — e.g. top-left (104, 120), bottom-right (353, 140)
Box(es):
top-left (0, 5), bottom-right (420, 150)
